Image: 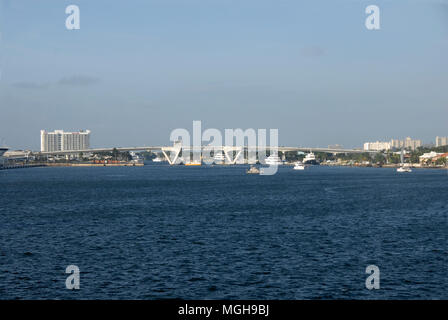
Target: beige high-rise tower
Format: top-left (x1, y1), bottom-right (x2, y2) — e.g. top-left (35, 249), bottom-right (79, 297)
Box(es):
top-left (40, 130), bottom-right (91, 152)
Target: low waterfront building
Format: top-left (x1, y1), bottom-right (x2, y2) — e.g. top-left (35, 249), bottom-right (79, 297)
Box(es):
top-left (419, 151), bottom-right (444, 164)
top-left (434, 152), bottom-right (448, 161)
top-left (3, 150), bottom-right (33, 161)
top-left (41, 129), bottom-right (91, 152)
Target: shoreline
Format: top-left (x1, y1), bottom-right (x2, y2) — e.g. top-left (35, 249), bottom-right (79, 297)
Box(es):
top-left (1, 162), bottom-right (446, 170)
top-left (0, 162), bottom-right (144, 170)
top-left (316, 163), bottom-right (447, 170)
top-left (46, 162), bottom-right (144, 167)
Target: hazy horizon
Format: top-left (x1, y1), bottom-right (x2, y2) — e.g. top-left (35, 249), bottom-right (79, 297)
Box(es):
top-left (1, 0), bottom-right (447, 150)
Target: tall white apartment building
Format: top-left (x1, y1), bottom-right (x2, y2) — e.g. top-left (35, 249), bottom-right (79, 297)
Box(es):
top-left (40, 130), bottom-right (91, 152)
top-left (435, 136), bottom-right (448, 147)
top-left (363, 141), bottom-right (391, 151)
top-left (390, 137), bottom-right (422, 151)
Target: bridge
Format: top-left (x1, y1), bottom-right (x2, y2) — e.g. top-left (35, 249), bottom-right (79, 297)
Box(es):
top-left (36, 144), bottom-right (376, 165)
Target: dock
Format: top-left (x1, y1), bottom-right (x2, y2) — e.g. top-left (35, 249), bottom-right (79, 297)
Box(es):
top-left (0, 163), bottom-right (47, 170)
top-left (0, 162), bottom-right (143, 170)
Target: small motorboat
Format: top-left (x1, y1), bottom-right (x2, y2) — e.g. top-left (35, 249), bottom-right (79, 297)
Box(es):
top-left (397, 166), bottom-right (412, 173)
top-left (293, 161), bottom-right (305, 170)
top-left (264, 154), bottom-right (283, 165)
top-left (246, 165), bottom-right (260, 174)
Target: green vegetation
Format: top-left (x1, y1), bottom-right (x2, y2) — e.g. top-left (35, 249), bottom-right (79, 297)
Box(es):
top-left (314, 145), bottom-right (447, 165)
top-left (329, 152), bottom-right (372, 163)
top-left (140, 151), bottom-right (158, 161)
top-left (436, 157), bottom-right (447, 165)
top-left (387, 153), bottom-right (401, 164)
top-left (373, 153), bottom-right (386, 165)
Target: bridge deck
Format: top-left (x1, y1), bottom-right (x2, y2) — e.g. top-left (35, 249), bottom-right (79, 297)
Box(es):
top-left (37, 146), bottom-right (375, 156)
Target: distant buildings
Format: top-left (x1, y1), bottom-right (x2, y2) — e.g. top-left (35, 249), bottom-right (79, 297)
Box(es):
top-left (40, 130), bottom-right (91, 152)
top-left (364, 137), bottom-right (422, 151)
top-left (363, 141), bottom-right (391, 151)
top-left (435, 136), bottom-right (448, 147)
top-left (390, 137), bottom-right (422, 151)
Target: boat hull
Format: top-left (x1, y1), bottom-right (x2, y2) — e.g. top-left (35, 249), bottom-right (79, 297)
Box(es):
top-left (0, 148), bottom-right (8, 168)
top-left (303, 160), bottom-right (319, 165)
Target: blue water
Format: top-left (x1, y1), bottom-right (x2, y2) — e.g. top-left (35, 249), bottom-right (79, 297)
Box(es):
top-left (0, 165), bottom-right (446, 299)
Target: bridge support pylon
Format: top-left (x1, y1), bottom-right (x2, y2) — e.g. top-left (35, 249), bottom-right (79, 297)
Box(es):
top-left (161, 146), bottom-right (181, 165)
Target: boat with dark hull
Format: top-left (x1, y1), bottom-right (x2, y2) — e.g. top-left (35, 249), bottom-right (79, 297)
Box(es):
top-left (0, 147), bottom-right (8, 168)
top-left (303, 152), bottom-right (319, 165)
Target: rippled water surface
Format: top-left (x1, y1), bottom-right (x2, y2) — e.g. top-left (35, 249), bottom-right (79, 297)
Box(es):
top-left (0, 165), bottom-right (446, 299)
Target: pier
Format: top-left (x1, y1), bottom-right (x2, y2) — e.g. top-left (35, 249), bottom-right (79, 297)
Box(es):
top-left (0, 163), bottom-right (46, 170)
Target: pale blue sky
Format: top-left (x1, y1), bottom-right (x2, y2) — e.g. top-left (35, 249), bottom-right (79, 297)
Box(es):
top-left (0, 0), bottom-right (447, 149)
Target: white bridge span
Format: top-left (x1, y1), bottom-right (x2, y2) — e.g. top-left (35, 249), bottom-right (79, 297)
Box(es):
top-left (37, 144), bottom-right (376, 165)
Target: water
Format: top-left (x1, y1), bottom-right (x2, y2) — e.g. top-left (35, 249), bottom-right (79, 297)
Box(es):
top-left (0, 165), bottom-right (446, 299)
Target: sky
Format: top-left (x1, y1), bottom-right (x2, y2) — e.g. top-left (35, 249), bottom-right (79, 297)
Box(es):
top-left (0, 0), bottom-right (447, 150)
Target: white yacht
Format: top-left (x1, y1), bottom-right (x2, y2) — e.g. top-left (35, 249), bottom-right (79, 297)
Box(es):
top-left (213, 151), bottom-right (226, 164)
top-left (303, 152), bottom-right (319, 165)
top-left (293, 161), bottom-right (305, 170)
top-left (130, 152), bottom-right (143, 165)
top-left (152, 156), bottom-right (163, 162)
top-left (397, 149), bottom-right (412, 173)
top-left (264, 154), bottom-right (283, 165)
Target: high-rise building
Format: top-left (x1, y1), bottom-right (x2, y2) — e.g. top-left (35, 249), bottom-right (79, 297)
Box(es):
top-left (363, 141), bottom-right (391, 151)
top-left (40, 130), bottom-right (91, 152)
top-left (390, 139), bottom-right (402, 149)
top-left (403, 137), bottom-right (421, 150)
top-left (389, 137), bottom-right (422, 151)
top-left (435, 136), bottom-right (448, 147)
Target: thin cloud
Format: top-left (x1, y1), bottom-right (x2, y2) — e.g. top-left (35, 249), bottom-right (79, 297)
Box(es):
top-left (58, 75), bottom-right (100, 86)
top-left (300, 46), bottom-right (326, 58)
top-left (11, 81), bottom-right (48, 89)
top-left (10, 75), bottom-right (100, 89)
